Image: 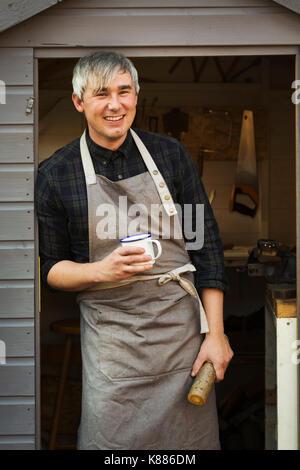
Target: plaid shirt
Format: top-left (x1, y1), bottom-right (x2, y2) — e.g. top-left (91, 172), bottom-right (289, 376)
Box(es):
top-left (35, 127), bottom-right (228, 292)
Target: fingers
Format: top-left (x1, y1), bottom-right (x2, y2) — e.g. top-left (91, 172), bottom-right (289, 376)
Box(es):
top-left (116, 245), bottom-right (146, 256)
top-left (191, 355), bottom-right (206, 377)
top-left (123, 263), bottom-right (154, 275)
top-left (122, 254), bottom-right (153, 265)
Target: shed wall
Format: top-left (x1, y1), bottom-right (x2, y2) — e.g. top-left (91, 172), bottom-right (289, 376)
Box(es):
top-left (0, 0), bottom-right (299, 450)
top-left (0, 0), bottom-right (300, 49)
top-left (0, 47), bottom-right (36, 450)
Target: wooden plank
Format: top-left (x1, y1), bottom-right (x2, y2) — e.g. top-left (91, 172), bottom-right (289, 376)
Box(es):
top-left (0, 126), bottom-right (33, 163)
top-left (273, 0), bottom-right (300, 14)
top-left (0, 49), bottom-right (33, 85)
top-left (0, 325), bottom-right (34, 357)
top-left (266, 288), bottom-right (297, 317)
top-left (0, 165), bottom-right (34, 202)
top-left (0, 403), bottom-right (34, 434)
top-left (0, 204), bottom-right (34, 240)
top-left (0, 364), bottom-right (34, 395)
top-left (275, 299), bottom-right (297, 318)
top-left (0, 87), bottom-right (34, 125)
top-left (47, 4), bottom-right (282, 15)
top-left (55, 0), bottom-right (277, 8)
top-left (0, 282), bottom-right (34, 318)
top-left (35, 45), bottom-right (300, 58)
top-left (0, 0), bottom-right (60, 33)
top-left (0, 243), bottom-right (34, 279)
top-left (0, 436), bottom-right (35, 450)
top-left (276, 316), bottom-right (298, 449)
top-left (1, 11), bottom-right (300, 47)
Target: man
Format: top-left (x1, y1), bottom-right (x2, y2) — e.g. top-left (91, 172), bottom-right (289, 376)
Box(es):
top-left (36, 51), bottom-right (233, 450)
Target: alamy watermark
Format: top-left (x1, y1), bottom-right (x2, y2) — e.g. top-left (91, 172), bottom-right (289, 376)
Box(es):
top-left (291, 80), bottom-right (300, 105)
top-left (0, 340), bottom-right (6, 365)
top-left (291, 339), bottom-right (300, 365)
top-left (0, 80), bottom-right (6, 104)
top-left (95, 198), bottom-right (205, 250)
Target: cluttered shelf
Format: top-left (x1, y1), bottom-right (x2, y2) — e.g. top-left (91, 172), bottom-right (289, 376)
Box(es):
top-left (224, 240), bottom-right (296, 283)
top-left (224, 245), bottom-right (253, 267)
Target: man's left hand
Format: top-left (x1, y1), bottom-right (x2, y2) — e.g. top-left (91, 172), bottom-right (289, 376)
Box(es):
top-left (191, 333), bottom-right (234, 382)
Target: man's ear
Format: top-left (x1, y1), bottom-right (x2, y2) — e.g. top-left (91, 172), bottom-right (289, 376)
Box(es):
top-left (72, 93), bottom-right (84, 113)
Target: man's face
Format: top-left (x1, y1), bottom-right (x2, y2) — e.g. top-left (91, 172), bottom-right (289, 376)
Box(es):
top-left (72, 69), bottom-right (138, 150)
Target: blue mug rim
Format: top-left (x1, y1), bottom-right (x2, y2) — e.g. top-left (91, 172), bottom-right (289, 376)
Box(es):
top-left (120, 233), bottom-right (151, 243)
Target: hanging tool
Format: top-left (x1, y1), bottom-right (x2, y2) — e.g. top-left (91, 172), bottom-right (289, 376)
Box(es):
top-left (229, 110), bottom-right (258, 217)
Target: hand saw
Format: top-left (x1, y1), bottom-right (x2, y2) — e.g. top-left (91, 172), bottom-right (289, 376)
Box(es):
top-left (229, 110), bottom-right (258, 217)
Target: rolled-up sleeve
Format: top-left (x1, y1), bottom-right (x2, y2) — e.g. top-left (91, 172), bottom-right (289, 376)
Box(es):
top-left (176, 144), bottom-right (228, 293)
top-left (35, 167), bottom-right (71, 288)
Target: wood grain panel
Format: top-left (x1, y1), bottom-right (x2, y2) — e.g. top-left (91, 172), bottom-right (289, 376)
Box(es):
top-left (0, 364), bottom-right (34, 395)
top-left (0, 436), bottom-right (35, 449)
top-left (0, 127), bottom-right (33, 163)
top-left (0, 165), bottom-right (34, 202)
top-left (0, 243), bottom-right (34, 279)
top-left (0, 326), bottom-right (34, 357)
top-left (0, 403), bottom-right (34, 434)
top-left (0, 87), bottom-right (34, 125)
top-left (0, 11), bottom-right (299, 47)
top-left (0, 204), bottom-right (34, 240)
top-left (0, 49), bottom-right (33, 85)
top-left (0, 282), bottom-right (34, 318)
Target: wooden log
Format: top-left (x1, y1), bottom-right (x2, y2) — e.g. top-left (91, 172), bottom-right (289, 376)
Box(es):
top-left (187, 362), bottom-right (216, 406)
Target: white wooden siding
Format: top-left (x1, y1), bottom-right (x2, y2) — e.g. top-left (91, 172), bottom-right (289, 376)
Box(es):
top-left (0, 0), bottom-right (60, 33)
top-left (0, 47), bottom-right (36, 450)
top-left (0, 127), bottom-right (33, 163)
top-left (0, 204), bottom-right (34, 240)
top-left (0, 165), bottom-right (34, 202)
top-left (0, 87), bottom-right (34, 125)
top-left (0, 400), bottom-right (35, 434)
top-left (0, 360), bottom-right (34, 395)
top-left (0, 242), bottom-right (34, 279)
top-left (0, 323), bottom-right (34, 357)
top-left (0, 0), bottom-right (299, 48)
top-left (0, 436), bottom-right (35, 450)
top-left (0, 49), bottom-right (33, 85)
top-left (0, 281), bottom-right (34, 318)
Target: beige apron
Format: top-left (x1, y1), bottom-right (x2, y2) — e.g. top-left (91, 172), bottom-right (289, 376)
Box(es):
top-left (76, 129), bottom-right (220, 450)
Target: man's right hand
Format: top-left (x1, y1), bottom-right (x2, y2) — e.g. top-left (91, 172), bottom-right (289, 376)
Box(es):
top-left (47, 246), bottom-right (154, 292)
top-left (91, 246), bottom-right (154, 283)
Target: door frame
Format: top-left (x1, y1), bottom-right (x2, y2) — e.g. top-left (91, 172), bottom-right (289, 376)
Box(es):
top-left (34, 45), bottom-right (300, 450)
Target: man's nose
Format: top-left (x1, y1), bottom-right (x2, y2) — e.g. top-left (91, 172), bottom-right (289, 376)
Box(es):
top-left (107, 94), bottom-right (121, 111)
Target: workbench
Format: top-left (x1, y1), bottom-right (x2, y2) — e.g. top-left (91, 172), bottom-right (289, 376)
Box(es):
top-left (265, 285), bottom-right (298, 450)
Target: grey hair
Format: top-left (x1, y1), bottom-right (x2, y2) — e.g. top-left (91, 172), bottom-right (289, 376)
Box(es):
top-left (72, 51), bottom-right (140, 100)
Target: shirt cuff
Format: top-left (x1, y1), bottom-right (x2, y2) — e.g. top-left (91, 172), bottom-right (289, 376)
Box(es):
top-left (194, 277), bottom-right (229, 294)
top-left (40, 259), bottom-right (61, 291)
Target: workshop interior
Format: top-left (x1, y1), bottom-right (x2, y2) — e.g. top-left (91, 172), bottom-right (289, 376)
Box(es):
top-left (38, 55), bottom-right (296, 450)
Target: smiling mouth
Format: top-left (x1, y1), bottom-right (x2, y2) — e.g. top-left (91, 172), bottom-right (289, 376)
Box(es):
top-left (104, 115), bottom-right (125, 121)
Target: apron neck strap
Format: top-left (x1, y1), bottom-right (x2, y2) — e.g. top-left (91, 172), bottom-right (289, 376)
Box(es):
top-left (80, 129), bottom-right (97, 185)
top-left (79, 128), bottom-right (177, 216)
top-left (130, 129), bottom-right (177, 216)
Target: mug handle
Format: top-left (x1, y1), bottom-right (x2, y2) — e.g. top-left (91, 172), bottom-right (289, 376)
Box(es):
top-left (150, 239), bottom-right (162, 260)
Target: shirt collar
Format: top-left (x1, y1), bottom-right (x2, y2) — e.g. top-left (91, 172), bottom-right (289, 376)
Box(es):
top-left (85, 126), bottom-right (133, 161)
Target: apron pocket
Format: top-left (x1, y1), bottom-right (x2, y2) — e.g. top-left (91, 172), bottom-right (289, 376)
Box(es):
top-left (94, 298), bottom-right (201, 381)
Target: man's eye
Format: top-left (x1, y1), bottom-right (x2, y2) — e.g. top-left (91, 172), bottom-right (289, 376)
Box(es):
top-left (120, 91), bottom-right (129, 95)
